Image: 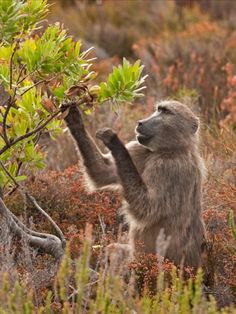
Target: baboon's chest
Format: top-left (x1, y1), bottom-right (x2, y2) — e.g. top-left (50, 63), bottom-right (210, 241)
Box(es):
top-left (141, 156), bottom-right (164, 187)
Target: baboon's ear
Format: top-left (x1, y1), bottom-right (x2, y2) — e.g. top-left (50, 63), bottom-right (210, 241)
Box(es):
top-left (191, 118), bottom-right (199, 134)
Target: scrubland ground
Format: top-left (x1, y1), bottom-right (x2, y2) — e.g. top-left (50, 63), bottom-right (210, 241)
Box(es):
top-left (0, 1), bottom-right (236, 312)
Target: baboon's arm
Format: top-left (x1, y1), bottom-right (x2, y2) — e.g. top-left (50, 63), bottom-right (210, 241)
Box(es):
top-left (64, 106), bottom-right (118, 187)
top-left (96, 128), bottom-right (152, 221)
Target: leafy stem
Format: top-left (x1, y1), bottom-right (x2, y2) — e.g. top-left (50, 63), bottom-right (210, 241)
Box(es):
top-left (0, 109), bottom-right (62, 155)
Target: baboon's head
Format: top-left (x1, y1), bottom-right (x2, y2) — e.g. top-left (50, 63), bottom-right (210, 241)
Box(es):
top-left (135, 100), bottom-right (199, 151)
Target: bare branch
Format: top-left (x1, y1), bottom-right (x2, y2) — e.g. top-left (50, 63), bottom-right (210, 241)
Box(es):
top-left (20, 73), bottom-right (58, 97)
top-left (0, 160), bottom-right (20, 188)
top-left (25, 193), bottom-right (66, 247)
top-left (9, 202), bottom-right (61, 239)
top-left (0, 198), bottom-right (64, 260)
top-left (2, 96), bottom-right (12, 145)
top-left (2, 42), bottom-right (20, 145)
top-left (16, 64), bottom-right (26, 84)
top-left (0, 160), bottom-right (66, 247)
top-left (9, 43), bottom-right (18, 89)
top-left (17, 69), bottom-right (37, 86)
top-left (20, 79), bottom-right (45, 96)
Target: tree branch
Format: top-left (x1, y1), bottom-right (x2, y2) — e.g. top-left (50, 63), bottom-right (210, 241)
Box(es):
top-left (0, 160), bottom-right (66, 247)
top-left (25, 193), bottom-right (66, 247)
top-left (0, 109), bottom-right (61, 155)
top-left (0, 198), bottom-right (64, 260)
top-left (20, 79), bottom-right (45, 96)
top-left (17, 69), bottom-right (36, 86)
top-left (2, 42), bottom-right (20, 145)
top-left (9, 43), bottom-right (17, 89)
top-left (2, 96), bottom-right (12, 145)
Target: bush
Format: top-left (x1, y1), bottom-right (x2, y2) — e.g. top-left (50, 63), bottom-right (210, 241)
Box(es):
top-left (0, 231), bottom-right (235, 313)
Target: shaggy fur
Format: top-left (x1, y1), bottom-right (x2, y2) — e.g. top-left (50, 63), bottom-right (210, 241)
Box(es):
top-left (64, 100), bottom-right (206, 269)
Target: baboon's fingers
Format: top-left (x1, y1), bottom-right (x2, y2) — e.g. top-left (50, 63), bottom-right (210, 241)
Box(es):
top-left (63, 104), bottom-right (84, 127)
top-left (60, 101), bottom-right (77, 112)
top-left (95, 128), bottom-right (116, 145)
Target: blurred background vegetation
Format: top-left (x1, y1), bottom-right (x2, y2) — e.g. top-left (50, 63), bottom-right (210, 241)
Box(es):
top-left (43, 0), bottom-right (236, 169)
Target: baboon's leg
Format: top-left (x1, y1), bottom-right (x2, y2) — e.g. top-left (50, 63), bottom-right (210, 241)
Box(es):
top-left (96, 128), bottom-right (152, 220)
top-left (64, 106), bottom-right (118, 187)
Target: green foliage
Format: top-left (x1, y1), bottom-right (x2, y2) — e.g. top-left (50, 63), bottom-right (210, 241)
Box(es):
top-left (99, 58), bottom-right (147, 103)
top-left (0, 0), bottom-right (49, 44)
top-left (0, 0), bottom-right (146, 191)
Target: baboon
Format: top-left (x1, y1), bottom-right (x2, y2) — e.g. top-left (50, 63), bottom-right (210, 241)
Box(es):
top-left (63, 100), bottom-right (206, 269)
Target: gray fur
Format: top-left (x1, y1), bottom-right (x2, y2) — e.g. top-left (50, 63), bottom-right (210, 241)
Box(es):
top-left (64, 100), bottom-right (206, 269)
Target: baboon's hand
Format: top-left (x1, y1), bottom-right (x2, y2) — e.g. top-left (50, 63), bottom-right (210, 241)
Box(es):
top-left (62, 103), bottom-right (84, 129)
top-left (60, 102), bottom-right (71, 113)
top-left (95, 128), bottom-right (117, 147)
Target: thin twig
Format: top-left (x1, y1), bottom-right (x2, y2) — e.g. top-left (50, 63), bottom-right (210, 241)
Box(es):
top-left (0, 160), bottom-right (20, 189)
top-left (8, 201), bottom-right (59, 239)
top-left (0, 98), bottom-right (91, 155)
top-left (0, 160), bottom-right (66, 247)
top-left (20, 79), bottom-right (45, 96)
top-left (67, 279), bottom-right (100, 301)
top-left (2, 42), bottom-right (20, 144)
top-left (16, 64), bottom-right (26, 84)
top-left (0, 132), bottom-right (6, 141)
top-left (1, 65), bottom-right (25, 145)
top-left (98, 214), bottom-right (106, 235)
top-left (0, 198), bottom-right (64, 259)
top-left (2, 96), bottom-right (12, 145)
top-left (2, 62), bottom-right (56, 145)
top-left (20, 72), bottom-right (58, 97)
top-left (17, 69), bottom-right (37, 86)
top-left (0, 109), bottom-right (61, 155)
top-left (25, 193), bottom-right (66, 247)
top-left (9, 43), bottom-right (18, 89)
top-left (5, 161), bottom-right (23, 196)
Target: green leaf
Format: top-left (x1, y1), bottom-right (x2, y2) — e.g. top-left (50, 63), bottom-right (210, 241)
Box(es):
top-left (0, 0), bottom-right (49, 44)
top-left (98, 58), bottom-right (147, 105)
top-left (15, 175), bottom-right (27, 182)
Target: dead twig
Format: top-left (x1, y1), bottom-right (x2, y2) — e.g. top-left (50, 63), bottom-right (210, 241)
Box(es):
top-left (0, 198), bottom-right (64, 259)
top-left (0, 160), bottom-right (66, 247)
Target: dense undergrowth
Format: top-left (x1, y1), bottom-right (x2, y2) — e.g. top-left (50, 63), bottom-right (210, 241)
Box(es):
top-left (0, 0), bottom-right (235, 312)
top-left (0, 238), bottom-right (235, 314)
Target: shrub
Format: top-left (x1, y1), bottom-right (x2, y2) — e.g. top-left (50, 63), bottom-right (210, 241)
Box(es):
top-left (0, 230), bottom-right (235, 313)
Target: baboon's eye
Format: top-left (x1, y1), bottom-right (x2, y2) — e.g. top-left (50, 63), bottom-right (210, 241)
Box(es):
top-left (158, 106), bottom-right (172, 114)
